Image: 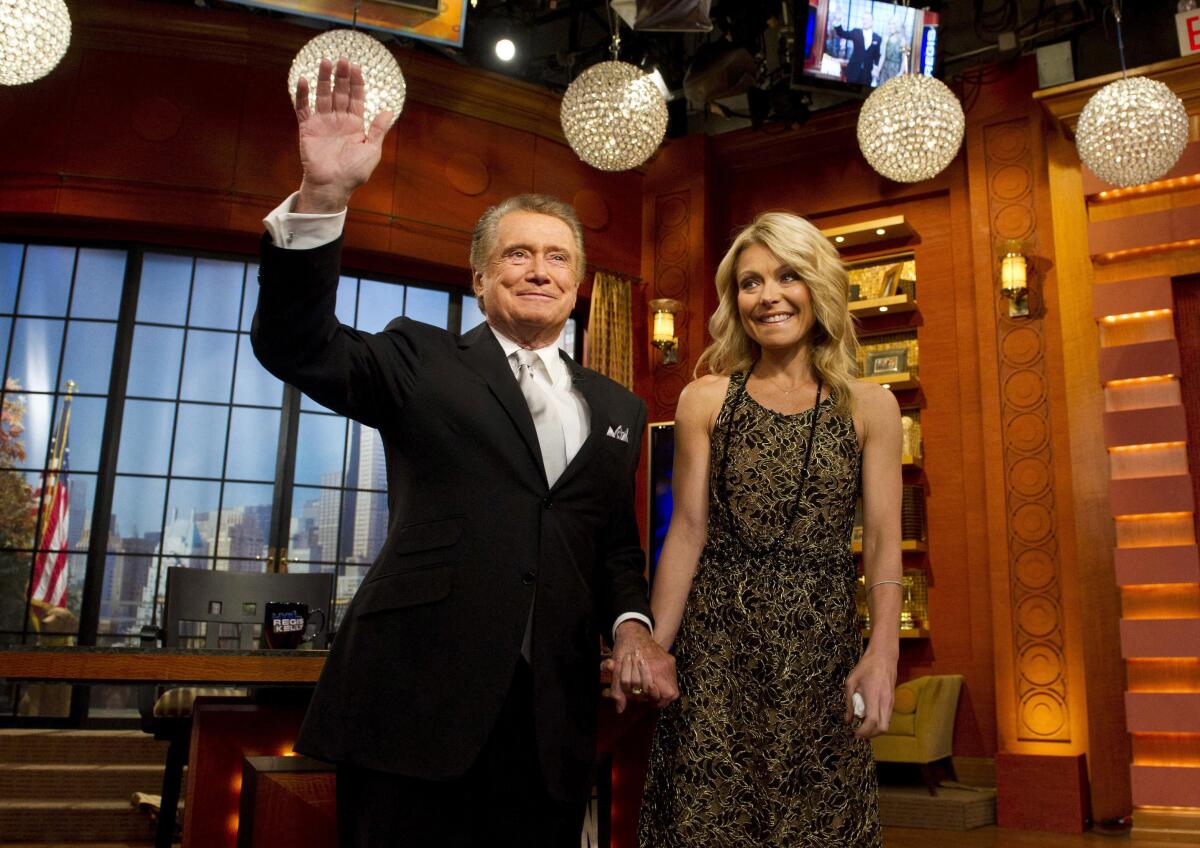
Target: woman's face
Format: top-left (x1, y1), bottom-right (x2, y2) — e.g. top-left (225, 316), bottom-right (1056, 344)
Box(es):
top-left (735, 242), bottom-right (817, 353)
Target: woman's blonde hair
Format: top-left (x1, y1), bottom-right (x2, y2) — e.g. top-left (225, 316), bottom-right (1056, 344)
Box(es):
top-left (695, 211), bottom-right (859, 416)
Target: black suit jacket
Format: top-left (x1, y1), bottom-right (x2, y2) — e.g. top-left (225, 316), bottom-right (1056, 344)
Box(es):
top-left (251, 235), bottom-right (651, 799)
top-left (834, 25), bottom-right (882, 85)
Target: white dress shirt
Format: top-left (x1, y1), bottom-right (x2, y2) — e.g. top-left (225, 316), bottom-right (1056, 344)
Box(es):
top-left (262, 195), bottom-right (653, 639)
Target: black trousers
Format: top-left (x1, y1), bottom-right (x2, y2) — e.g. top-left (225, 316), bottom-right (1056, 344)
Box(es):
top-left (335, 660), bottom-right (588, 848)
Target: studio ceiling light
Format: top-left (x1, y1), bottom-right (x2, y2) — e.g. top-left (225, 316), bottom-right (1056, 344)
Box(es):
top-left (560, 10), bottom-right (667, 172)
top-left (561, 60), bottom-right (668, 171)
top-left (857, 72), bottom-right (965, 183)
top-left (1075, 1), bottom-right (1187, 188)
top-left (288, 29), bottom-right (406, 131)
top-left (0, 0), bottom-right (71, 86)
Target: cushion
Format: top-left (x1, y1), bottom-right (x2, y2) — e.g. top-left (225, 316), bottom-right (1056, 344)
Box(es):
top-left (153, 686), bottom-right (246, 718)
top-left (886, 712), bottom-right (916, 737)
top-left (893, 683), bottom-right (919, 714)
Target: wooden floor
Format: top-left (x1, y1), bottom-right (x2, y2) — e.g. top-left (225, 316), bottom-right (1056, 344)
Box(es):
top-left (884, 826), bottom-right (1181, 847)
top-left (0, 831), bottom-right (1189, 848)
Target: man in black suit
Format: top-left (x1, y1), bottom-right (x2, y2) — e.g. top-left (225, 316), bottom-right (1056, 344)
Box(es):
top-left (834, 10), bottom-right (883, 86)
top-left (252, 58), bottom-right (678, 846)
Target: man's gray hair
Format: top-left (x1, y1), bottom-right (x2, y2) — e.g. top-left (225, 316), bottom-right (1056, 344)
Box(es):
top-left (470, 194), bottom-right (588, 286)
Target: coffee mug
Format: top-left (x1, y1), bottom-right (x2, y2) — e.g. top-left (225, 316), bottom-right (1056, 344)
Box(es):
top-left (262, 601), bottom-right (326, 649)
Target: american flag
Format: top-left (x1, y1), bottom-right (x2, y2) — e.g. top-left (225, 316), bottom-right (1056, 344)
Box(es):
top-left (30, 386), bottom-right (74, 609)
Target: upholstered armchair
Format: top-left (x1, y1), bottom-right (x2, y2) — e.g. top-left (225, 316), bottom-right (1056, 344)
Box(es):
top-left (870, 674), bottom-right (964, 795)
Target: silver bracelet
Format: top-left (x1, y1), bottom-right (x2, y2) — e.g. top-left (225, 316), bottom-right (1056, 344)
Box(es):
top-left (867, 579), bottom-right (903, 592)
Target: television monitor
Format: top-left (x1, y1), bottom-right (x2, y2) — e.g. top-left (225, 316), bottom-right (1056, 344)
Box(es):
top-left (647, 422), bottom-right (675, 587)
top-left (792, 0), bottom-right (940, 94)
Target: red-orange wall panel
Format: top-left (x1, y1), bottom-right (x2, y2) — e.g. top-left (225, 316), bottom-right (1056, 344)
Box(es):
top-left (1114, 545), bottom-right (1200, 586)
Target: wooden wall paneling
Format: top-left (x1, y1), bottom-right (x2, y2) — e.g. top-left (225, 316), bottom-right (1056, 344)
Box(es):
top-left (1042, 128), bottom-right (1132, 822)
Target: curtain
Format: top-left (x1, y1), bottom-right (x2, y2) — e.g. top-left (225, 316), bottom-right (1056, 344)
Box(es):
top-left (586, 271), bottom-right (635, 391)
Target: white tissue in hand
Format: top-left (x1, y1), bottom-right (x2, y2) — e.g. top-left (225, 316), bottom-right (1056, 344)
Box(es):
top-left (852, 692), bottom-right (866, 719)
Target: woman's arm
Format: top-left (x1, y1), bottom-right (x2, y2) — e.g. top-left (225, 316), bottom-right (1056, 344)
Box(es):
top-left (844, 380), bottom-right (903, 738)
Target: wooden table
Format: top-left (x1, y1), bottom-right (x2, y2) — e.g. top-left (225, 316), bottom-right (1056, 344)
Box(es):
top-left (0, 646), bottom-right (328, 685)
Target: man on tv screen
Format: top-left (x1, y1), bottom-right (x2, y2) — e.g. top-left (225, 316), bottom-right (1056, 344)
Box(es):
top-left (833, 10), bottom-right (883, 86)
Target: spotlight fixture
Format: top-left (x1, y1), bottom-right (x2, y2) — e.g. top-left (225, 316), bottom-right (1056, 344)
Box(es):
top-left (495, 37), bottom-right (516, 62)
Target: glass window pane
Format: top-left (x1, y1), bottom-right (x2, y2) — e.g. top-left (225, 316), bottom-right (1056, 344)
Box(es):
top-left (98, 553), bottom-right (156, 636)
top-left (127, 325), bottom-right (182, 399)
top-left (226, 407), bottom-right (280, 483)
top-left (404, 287), bottom-right (449, 329)
top-left (241, 263), bottom-right (260, 332)
top-left (7, 318), bottom-right (64, 392)
top-left (109, 475), bottom-right (167, 551)
top-left (217, 482), bottom-right (273, 561)
top-left (0, 316), bottom-right (10, 368)
top-left (179, 330), bottom-right (235, 402)
top-left (286, 485), bottom-right (341, 564)
top-left (163, 478), bottom-right (220, 566)
top-left (0, 552), bottom-right (34, 632)
top-left (71, 249), bottom-right (125, 320)
top-left (232, 339), bottom-right (282, 407)
top-left (356, 279), bottom-right (404, 334)
top-left (17, 245), bottom-right (73, 317)
top-left (60, 321), bottom-right (115, 395)
top-left (137, 254), bottom-right (192, 325)
top-left (294, 412), bottom-right (347, 487)
top-left (117, 400), bottom-right (174, 475)
top-left (460, 294), bottom-right (485, 332)
top-left (56, 395), bottom-right (107, 473)
top-left (190, 259), bottom-right (243, 330)
top-left (10, 392), bottom-right (54, 470)
top-left (172, 403), bottom-right (228, 478)
top-left (0, 243), bottom-right (24, 314)
top-left (335, 275), bottom-right (357, 326)
top-left (347, 489), bottom-right (387, 564)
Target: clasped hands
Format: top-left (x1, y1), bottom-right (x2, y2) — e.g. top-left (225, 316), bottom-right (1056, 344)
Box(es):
top-left (603, 620), bottom-right (678, 713)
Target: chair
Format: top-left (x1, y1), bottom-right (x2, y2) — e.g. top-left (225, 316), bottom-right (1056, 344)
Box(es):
top-left (140, 566), bottom-right (335, 848)
top-left (869, 674), bottom-right (964, 795)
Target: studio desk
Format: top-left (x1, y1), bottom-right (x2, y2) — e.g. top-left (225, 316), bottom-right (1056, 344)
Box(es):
top-left (0, 646), bottom-right (656, 848)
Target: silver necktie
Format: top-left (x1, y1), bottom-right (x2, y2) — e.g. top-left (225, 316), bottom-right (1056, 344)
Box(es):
top-left (514, 349), bottom-right (567, 487)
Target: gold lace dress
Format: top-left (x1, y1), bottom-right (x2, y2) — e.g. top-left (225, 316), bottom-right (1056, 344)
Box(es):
top-left (640, 373), bottom-right (881, 847)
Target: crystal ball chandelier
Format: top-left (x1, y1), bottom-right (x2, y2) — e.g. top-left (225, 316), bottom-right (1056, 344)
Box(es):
top-left (560, 60), bottom-right (668, 172)
top-left (0, 0), bottom-right (72, 86)
top-left (1075, 76), bottom-right (1188, 188)
top-left (288, 30), bottom-right (406, 131)
top-left (857, 73), bottom-right (965, 183)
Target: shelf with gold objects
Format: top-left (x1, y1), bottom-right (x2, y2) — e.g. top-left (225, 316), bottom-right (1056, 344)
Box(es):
top-left (902, 454), bottom-right (923, 471)
top-left (849, 292), bottom-right (918, 318)
top-left (852, 539), bottom-right (928, 556)
top-left (860, 372), bottom-right (919, 393)
top-left (862, 626), bottom-right (930, 639)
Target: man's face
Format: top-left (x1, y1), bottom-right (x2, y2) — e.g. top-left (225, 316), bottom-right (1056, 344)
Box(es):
top-left (862, 13), bottom-right (873, 29)
top-left (473, 211), bottom-right (579, 340)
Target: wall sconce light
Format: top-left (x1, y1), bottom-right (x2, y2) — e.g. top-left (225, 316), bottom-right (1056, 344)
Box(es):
top-left (650, 298), bottom-right (684, 364)
top-left (998, 240), bottom-right (1030, 318)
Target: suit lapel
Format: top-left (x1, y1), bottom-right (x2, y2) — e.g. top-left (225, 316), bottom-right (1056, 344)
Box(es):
top-left (458, 324), bottom-right (547, 487)
top-left (552, 352), bottom-right (604, 492)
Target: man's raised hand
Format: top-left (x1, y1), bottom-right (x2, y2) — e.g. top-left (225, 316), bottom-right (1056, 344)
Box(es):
top-left (295, 57), bottom-right (394, 214)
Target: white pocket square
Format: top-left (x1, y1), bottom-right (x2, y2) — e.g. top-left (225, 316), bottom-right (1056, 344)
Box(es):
top-left (606, 425), bottom-right (630, 443)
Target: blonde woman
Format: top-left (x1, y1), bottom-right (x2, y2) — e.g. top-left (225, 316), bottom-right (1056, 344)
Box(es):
top-left (636, 212), bottom-right (902, 846)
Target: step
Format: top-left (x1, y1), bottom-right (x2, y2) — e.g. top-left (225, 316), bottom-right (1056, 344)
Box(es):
top-left (0, 799), bottom-right (158, 842)
top-left (0, 730), bottom-right (167, 765)
top-left (0, 763), bottom-right (166, 800)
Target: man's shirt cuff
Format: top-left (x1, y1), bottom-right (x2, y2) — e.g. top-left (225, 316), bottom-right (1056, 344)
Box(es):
top-left (613, 612), bottom-right (653, 641)
top-left (263, 191), bottom-right (347, 249)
